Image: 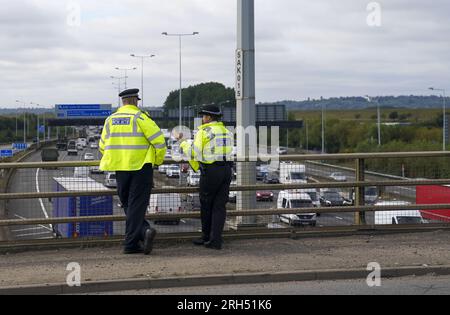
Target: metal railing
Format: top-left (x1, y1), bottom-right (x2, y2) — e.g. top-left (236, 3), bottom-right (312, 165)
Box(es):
top-left (1, 151), bottom-right (450, 249)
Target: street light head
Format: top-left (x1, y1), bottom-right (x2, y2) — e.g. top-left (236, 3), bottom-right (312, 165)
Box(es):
top-left (162, 32), bottom-right (168, 36)
top-left (130, 54), bottom-right (135, 57)
top-left (193, 32), bottom-right (199, 35)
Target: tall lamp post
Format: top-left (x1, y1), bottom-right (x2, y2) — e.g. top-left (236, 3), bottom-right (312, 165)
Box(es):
top-left (16, 100), bottom-right (27, 144)
top-left (131, 54), bottom-right (155, 108)
top-left (162, 32), bottom-right (199, 127)
top-left (30, 102), bottom-right (40, 143)
top-left (111, 76), bottom-right (127, 107)
top-left (429, 87), bottom-right (447, 151)
top-left (364, 96), bottom-right (381, 147)
top-left (115, 67), bottom-right (136, 90)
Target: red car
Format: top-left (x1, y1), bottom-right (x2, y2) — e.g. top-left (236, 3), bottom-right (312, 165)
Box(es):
top-left (256, 191), bottom-right (274, 202)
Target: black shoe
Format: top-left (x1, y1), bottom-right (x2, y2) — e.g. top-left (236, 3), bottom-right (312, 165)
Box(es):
top-left (143, 228), bottom-right (157, 255)
top-left (123, 247), bottom-right (144, 255)
top-left (205, 241), bottom-right (223, 250)
top-left (193, 238), bottom-right (209, 246)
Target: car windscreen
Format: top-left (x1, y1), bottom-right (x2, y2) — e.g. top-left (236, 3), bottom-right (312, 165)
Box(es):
top-left (290, 200), bottom-right (312, 208)
top-left (396, 217), bottom-right (422, 224)
top-left (306, 192), bottom-right (318, 201)
top-left (323, 193), bottom-right (342, 201)
top-left (365, 187), bottom-right (378, 196)
top-left (109, 174), bottom-right (116, 179)
top-left (291, 172), bottom-right (306, 180)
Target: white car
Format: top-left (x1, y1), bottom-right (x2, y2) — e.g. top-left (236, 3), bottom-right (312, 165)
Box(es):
top-left (166, 165), bottom-right (181, 178)
top-left (187, 171), bottom-right (201, 186)
top-left (329, 172), bottom-right (347, 182)
top-left (276, 147), bottom-right (289, 155)
top-left (104, 172), bottom-right (117, 188)
top-left (158, 164), bottom-right (170, 174)
top-left (74, 167), bottom-right (90, 178)
top-left (84, 153), bottom-right (95, 161)
top-left (76, 143), bottom-right (84, 151)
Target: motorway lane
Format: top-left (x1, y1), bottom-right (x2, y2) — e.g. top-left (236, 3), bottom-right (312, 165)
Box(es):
top-left (7, 149), bottom-right (54, 240)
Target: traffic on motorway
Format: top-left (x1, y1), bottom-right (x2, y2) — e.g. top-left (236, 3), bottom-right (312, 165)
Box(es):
top-left (6, 126), bottom-right (438, 242)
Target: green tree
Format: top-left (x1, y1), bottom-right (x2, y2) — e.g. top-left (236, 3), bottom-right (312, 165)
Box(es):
top-left (164, 82), bottom-right (236, 110)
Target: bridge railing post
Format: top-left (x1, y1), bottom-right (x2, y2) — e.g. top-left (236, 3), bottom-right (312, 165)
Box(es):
top-left (354, 158), bottom-right (366, 225)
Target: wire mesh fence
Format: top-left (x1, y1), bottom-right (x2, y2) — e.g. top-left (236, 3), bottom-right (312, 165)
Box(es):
top-left (1, 147), bottom-right (450, 244)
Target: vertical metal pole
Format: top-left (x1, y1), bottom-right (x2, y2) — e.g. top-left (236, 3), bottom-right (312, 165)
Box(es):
top-left (443, 91), bottom-right (446, 151)
top-left (23, 112), bottom-right (26, 144)
top-left (377, 102), bottom-right (381, 146)
top-left (37, 115), bottom-right (40, 143)
top-left (321, 104), bottom-right (325, 154)
top-left (236, 0), bottom-right (257, 227)
top-left (306, 121), bottom-right (309, 152)
top-left (43, 115), bottom-right (46, 142)
top-left (179, 35), bottom-right (183, 127)
top-left (355, 158), bottom-right (366, 225)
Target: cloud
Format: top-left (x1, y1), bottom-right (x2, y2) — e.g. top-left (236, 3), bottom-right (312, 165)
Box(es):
top-left (0, 0), bottom-right (449, 108)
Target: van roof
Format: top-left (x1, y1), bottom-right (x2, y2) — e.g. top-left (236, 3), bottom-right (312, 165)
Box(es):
top-left (279, 191), bottom-right (311, 199)
top-left (54, 177), bottom-right (109, 192)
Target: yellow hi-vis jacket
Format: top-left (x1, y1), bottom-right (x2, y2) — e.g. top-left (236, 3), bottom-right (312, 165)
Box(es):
top-left (99, 105), bottom-right (167, 171)
top-left (180, 121), bottom-right (234, 172)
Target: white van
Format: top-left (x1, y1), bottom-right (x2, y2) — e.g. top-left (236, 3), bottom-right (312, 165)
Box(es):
top-left (280, 162), bottom-right (307, 184)
top-left (148, 193), bottom-right (183, 225)
top-left (277, 191), bottom-right (317, 226)
top-left (374, 201), bottom-right (425, 225)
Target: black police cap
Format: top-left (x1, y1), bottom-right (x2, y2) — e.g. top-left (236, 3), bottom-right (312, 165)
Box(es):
top-left (199, 105), bottom-right (222, 117)
top-left (119, 88), bottom-right (141, 100)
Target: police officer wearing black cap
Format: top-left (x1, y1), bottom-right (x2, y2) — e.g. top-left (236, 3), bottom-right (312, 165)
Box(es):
top-left (99, 89), bottom-right (167, 255)
top-left (178, 105), bottom-right (234, 250)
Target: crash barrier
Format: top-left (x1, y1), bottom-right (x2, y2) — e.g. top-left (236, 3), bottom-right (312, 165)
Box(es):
top-left (1, 151), bottom-right (450, 248)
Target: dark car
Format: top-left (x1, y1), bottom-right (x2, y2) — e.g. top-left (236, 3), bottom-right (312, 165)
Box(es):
top-left (320, 191), bottom-right (352, 207)
top-left (263, 173), bottom-right (280, 184)
top-left (41, 148), bottom-right (59, 162)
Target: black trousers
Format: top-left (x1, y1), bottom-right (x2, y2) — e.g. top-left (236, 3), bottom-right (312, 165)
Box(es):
top-left (116, 164), bottom-right (153, 250)
top-left (199, 163), bottom-right (232, 244)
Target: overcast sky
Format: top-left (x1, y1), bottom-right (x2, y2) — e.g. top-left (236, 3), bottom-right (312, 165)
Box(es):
top-left (1, 0), bottom-right (449, 108)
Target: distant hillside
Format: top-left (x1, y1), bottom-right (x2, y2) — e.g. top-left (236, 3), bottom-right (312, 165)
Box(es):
top-left (269, 96), bottom-right (449, 111)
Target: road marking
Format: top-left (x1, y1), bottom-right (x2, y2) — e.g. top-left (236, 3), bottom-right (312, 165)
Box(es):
top-left (11, 227), bottom-right (47, 232)
top-left (335, 216), bottom-right (344, 221)
top-left (36, 168), bottom-right (50, 220)
top-left (15, 231), bottom-right (52, 238)
top-left (14, 213), bottom-right (53, 232)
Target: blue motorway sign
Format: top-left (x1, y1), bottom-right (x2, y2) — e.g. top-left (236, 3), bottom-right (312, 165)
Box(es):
top-left (55, 104), bottom-right (112, 119)
top-left (13, 143), bottom-right (28, 150)
top-left (1, 150), bottom-right (13, 158)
